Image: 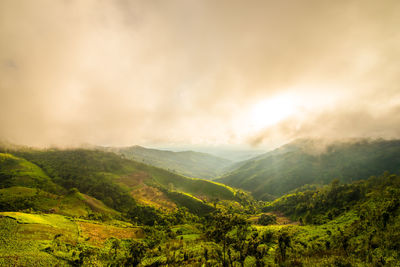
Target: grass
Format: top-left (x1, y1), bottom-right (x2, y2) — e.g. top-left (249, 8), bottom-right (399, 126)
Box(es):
top-left (147, 166), bottom-right (237, 201)
top-left (57, 192), bottom-right (120, 218)
top-left (0, 186), bottom-right (37, 201)
top-left (0, 186), bottom-right (120, 219)
top-left (164, 190), bottom-right (215, 216)
top-left (130, 183), bottom-right (177, 211)
top-left (0, 153), bottom-right (60, 193)
top-left (1, 212), bottom-right (58, 225)
top-left (0, 211), bottom-right (144, 266)
top-left (0, 213), bottom-right (76, 266)
top-left (171, 224), bottom-right (202, 241)
top-left (77, 221), bottom-right (144, 246)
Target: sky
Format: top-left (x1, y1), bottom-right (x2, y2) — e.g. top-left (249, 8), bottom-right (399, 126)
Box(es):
top-left (1, 0), bottom-right (400, 148)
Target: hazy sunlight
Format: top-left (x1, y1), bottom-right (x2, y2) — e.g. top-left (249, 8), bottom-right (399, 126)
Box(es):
top-left (249, 95), bottom-right (295, 131)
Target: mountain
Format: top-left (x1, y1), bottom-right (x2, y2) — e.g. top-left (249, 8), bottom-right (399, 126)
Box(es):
top-left (0, 148), bottom-right (248, 217)
top-left (216, 139), bottom-right (400, 200)
top-left (105, 145), bottom-right (233, 179)
top-left (154, 145), bottom-right (267, 162)
top-left (0, 152), bottom-right (61, 193)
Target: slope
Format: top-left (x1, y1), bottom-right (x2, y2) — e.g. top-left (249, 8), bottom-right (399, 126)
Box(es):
top-left (0, 211), bottom-right (142, 266)
top-left (8, 148), bottom-right (243, 216)
top-left (0, 186), bottom-right (120, 218)
top-left (257, 172), bottom-right (400, 265)
top-left (217, 139), bottom-right (400, 200)
top-left (106, 145), bottom-right (232, 179)
top-left (0, 153), bottom-right (61, 193)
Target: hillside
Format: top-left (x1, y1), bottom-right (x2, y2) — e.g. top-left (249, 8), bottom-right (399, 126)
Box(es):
top-left (0, 211), bottom-right (143, 266)
top-left (217, 139), bottom-right (400, 200)
top-left (3, 172), bottom-right (399, 266)
top-left (1, 148), bottom-right (246, 217)
top-left (0, 147), bottom-right (258, 266)
top-left (105, 146), bottom-right (232, 179)
top-left (0, 153), bottom-right (61, 193)
top-left (257, 172), bottom-right (400, 265)
top-left (0, 186), bottom-right (120, 219)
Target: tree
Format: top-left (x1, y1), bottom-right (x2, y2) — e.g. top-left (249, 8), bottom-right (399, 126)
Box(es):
top-left (206, 211), bottom-right (250, 266)
top-left (305, 211), bottom-right (313, 225)
top-left (125, 240), bottom-right (147, 266)
top-left (258, 214), bottom-right (277, 225)
top-left (110, 239), bottom-right (121, 259)
top-left (276, 231), bottom-right (291, 264)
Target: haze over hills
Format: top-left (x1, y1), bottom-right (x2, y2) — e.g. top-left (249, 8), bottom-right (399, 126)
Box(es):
top-left (104, 145), bottom-right (233, 179)
top-left (153, 145), bottom-right (267, 162)
top-left (217, 138), bottom-right (400, 200)
top-left (2, 0), bottom-right (400, 265)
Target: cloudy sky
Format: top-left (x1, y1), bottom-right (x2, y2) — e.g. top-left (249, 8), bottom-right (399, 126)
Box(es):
top-left (1, 0), bottom-right (400, 148)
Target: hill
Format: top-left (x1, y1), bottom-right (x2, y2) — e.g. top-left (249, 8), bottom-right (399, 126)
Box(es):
top-left (1, 148), bottom-right (247, 217)
top-left (257, 172), bottom-right (400, 265)
top-left (0, 186), bottom-right (120, 219)
top-left (217, 139), bottom-right (400, 200)
top-left (105, 145), bottom-right (232, 179)
top-left (0, 153), bottom-right (61, 193)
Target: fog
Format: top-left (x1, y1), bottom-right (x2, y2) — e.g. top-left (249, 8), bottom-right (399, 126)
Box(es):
top-left (1, 0), bottom-right (400, 148)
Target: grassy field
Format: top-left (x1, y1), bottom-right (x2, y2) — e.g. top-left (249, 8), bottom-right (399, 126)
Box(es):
top-left (0, 212), bottom-right (144, 266)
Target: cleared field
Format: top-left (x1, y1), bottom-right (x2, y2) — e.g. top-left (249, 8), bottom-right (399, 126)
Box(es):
top-left (77, 220), bottom-right (144, 246)
top-left (131, 184), bottom-right (177, 211)
top-left (0, 212), bottom-right (143, 266)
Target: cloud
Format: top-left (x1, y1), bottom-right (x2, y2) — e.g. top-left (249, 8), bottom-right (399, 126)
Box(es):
top-left (0, 0), bottom-right (400, 147)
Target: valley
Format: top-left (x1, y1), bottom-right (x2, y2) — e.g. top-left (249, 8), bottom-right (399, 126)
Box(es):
top-left (0, 139), bottom-right (399, 266)
top-left (2, 1), bottom-right (400, 265)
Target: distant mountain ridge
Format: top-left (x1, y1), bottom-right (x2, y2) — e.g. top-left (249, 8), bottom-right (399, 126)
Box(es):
top-left (105, 145), bottom-right (233, 179)
top-left (216, 138), bottom-right (400, 200)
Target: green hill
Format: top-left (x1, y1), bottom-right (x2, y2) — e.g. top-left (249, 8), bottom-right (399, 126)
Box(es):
top-left (217, 139), bottom-right (400, 200)
top-left (0, 153), bottom-right (61, 193)
top-left (258, 172), bottom-right (400, 265)
top-left (1, 148), bottom-right (245, 216)
top-left (0, 186), bottom-right (119, 218)
top-left (105, 145), bottom-right (232, 179)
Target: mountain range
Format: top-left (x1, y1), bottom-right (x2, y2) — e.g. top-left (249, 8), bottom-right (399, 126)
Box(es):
top-left (216, 138), bottom-right (400, 200)
top-left (104, 145), bottom-right (233, 180)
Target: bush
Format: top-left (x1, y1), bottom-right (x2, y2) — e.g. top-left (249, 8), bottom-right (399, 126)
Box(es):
top-left (258, 214), bottom-right (277, 225)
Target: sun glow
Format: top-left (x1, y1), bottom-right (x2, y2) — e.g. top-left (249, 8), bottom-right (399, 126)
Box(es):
top-left (249, 94), bottom-right (296, 130)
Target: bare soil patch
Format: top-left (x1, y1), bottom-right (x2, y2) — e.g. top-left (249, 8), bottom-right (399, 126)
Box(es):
top-left (77, 221), bottom-right (143, 246)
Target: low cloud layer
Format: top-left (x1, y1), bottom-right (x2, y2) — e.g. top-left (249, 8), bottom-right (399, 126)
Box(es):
top-left (1, 0), bottom-right (400, 147)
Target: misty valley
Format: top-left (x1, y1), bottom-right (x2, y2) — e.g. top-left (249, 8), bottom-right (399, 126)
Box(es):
top-left (2, 1), bottom-right (400, 266)
top-left (0, 139), bottom-right (399, 266)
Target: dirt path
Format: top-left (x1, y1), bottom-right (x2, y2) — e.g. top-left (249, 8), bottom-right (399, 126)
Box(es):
top-left (249, 211), bottom-right (299, 226)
